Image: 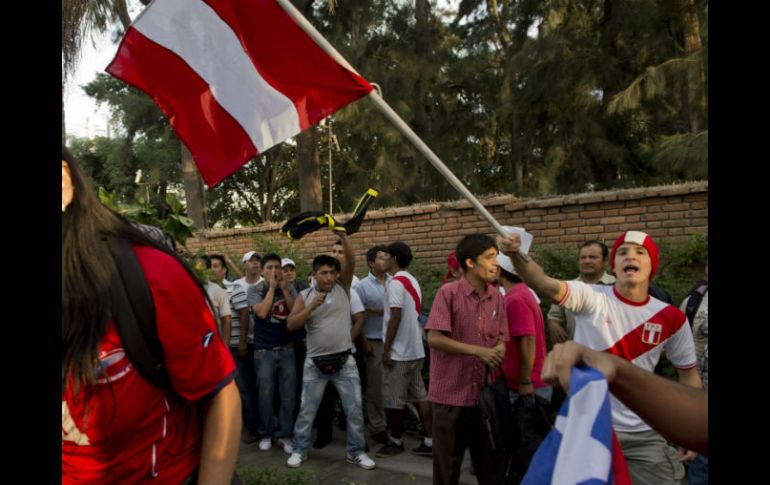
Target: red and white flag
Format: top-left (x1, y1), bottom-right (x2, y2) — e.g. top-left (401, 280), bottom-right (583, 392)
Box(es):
top-left (107, 0), bottom-right (373, 186)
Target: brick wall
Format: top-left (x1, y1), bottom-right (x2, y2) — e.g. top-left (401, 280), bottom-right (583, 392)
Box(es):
top-left (186, 181), bottom-right (707, 272)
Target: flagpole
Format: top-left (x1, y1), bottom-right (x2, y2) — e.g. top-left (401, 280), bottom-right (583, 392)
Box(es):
top-left (275, 0), bottom-right (530, 260)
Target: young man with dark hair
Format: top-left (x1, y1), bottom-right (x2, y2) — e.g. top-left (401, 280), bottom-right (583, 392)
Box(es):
top-left (500, 230), bottom-right (701, 485)
top-left (425, 234), bottom-right (510, 485)
top-left (247, 253), bottom-right (298, 454)
top-left (203, 254), bottom-right (232, 341)
top-left (376, 242), bottom-right (432, 458)
top-left (354, 244), bottom-right (392, 445)
top-left (286, 234), bottom-right (375, 470)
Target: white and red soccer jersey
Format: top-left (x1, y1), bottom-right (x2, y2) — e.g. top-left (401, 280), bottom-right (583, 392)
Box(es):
top-left (62, 245), bottom-right (236, 484)
top-left (559, 281), bottom-right (697, 432)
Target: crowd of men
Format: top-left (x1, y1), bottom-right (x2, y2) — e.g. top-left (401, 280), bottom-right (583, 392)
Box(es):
top-left (197, 228), bottom-right (707, 485)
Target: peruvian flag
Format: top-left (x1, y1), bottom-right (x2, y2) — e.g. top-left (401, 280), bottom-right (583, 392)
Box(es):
top-left (106, 0), bottom-right (373, 186)
top-left (522, 365), bottom-right (632, 485)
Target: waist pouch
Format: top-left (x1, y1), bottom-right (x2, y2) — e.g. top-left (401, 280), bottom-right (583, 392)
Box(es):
top-left (311, 350), bottom-right (350, 374)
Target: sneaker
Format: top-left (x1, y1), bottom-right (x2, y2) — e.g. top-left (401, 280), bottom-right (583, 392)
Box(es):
top-left (370, 430), bottom-right (389, 445)
top-left (411, 442), bottom-right (433, 457)
top-left (286, 452), bottom-right (306, 468)
top-left (347, 452), bottom-right (376, 470)
top-left (258, 437), bottom-right (272, 451)
top-left (375, 441), bottom-right (404, 457)
top-left (277, 438), bottom-right (293, 454)
top-left (241, 429), bottom-right (259, 445)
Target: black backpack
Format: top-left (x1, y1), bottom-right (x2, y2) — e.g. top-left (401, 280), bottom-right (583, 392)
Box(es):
top-left (107, 237), bottom-right (171, 390)
top-left (684, 280), bottom-right (708, 325)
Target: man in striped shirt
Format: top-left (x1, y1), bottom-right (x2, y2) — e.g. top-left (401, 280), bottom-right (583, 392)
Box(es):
top-left (425, 234), bottom-right (510, 485)
top-left (224, 273), bottom-right (259, 444)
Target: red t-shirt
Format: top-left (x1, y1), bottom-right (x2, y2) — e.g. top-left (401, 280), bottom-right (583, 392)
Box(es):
top-left (501, 283), bottom-right (548, 390)
top-left (62, 245), bottom-right (236, 484)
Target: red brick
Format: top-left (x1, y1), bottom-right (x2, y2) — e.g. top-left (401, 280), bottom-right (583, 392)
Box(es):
top-left (543, 213), bottom-right (567, 222)
top-left (668, 228), bottom-right (684, 235)
top-left (524, 208), bottom-right (547, 216)
top-left (582, 210), bottom-right (604, 218)
top-left (561, 220), bottom-right (582, 228)
top-left (690, 201), bottom-right (707, 210)
top-left (662, 220), bottom-right (688, 228)
top-left (579, 226), bottom-right (604, 234)
top-left (619, 207), bottom-right (645, 216)
top-left (603, 202), bottom-right (625, 209)
top-left (642, 213), bottom-right (667, 222)
top-left (641, 197), bottom-right (668, 206)
top-left (542, 228), bottom-right (565, 236)
top-left (663, 203), bottom-right (689, 212)
top-left (600, 216), bottom-right (626, 225)
top-left (528, 222), bottom-right (547, 230)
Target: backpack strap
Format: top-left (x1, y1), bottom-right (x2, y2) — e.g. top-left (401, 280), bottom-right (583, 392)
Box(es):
top-left (684, 282), bottom-right (708, 326)
top-left (108, 238), bottom-right (171, 390)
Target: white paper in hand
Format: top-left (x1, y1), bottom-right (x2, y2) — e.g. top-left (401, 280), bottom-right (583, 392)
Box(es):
top-left (501, 225), bottom-right (534, 256)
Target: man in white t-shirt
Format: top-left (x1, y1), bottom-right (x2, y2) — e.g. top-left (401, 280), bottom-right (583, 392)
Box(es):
top-left (376, 241), bottom-right (432, 458)
top-left (500, 230), bottom-right (701, 485)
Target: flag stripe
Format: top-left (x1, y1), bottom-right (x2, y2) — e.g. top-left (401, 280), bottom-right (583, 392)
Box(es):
top-left (603, 305), bottom-right (685, 362)
top-left (132, 0), bottom-right (300, 154)
top-left (107, 0), bottom-right (374, 186)
top-left (106, 27), bottom-right (258, 185)
top-left (204, 0), bottom-right (373, 129)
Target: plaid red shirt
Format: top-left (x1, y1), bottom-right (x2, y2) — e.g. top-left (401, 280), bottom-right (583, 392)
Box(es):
top-left (426, 277), bottom-right (509, 406)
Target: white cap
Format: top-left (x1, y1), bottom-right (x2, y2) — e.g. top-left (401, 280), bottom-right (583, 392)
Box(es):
top-left (281, 258), bottom-right (296, 268)
top-left (496, 253), bottom-right (517, 275)
top-left (242, 251), bottom-right (261, 263)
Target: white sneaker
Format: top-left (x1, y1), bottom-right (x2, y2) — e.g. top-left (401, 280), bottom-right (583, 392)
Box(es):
top-left (277, 438), bottom-right (293, 454)
top-left (346, 452), bottom-right (376, 470)
top-left (258, 437), bottom-right (272, 451)
top-left (286, 452), bottom-right (306, 468)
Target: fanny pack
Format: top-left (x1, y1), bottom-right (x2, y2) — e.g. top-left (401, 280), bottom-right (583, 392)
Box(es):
top-left (311, 350), bottom-right (351, 374)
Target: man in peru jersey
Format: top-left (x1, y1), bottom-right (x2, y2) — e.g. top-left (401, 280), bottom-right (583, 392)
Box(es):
top-left (500, 230), bottom-right (701, 485)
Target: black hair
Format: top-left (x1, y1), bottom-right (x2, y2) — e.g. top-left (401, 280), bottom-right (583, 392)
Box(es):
top-left (386, 241), bottom-right (413, 269)
top-left (580, 240), bottom-right (609, 259)
top-left (312, 254), bottom-right (341, 272)
top-left (262, 252), bottom-right (282, 267)
top-left (366, 244), bottom-right (389, 263)
top-left (455, 234), bottom-right (497, 271)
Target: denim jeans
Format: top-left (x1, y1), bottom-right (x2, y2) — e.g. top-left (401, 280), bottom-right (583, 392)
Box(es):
top-left (687, 454), bottom-right (708, 485)
top-left (229, 345), bottom-right (259, 435)
top-left (254, 345), bottom-right (297, 438)
top-left (291, 355), bottom-right (365, 456)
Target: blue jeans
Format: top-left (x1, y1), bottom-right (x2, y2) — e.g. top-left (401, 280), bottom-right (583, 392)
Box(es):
top-left (230, 346), bottom-right (259, 435)
top-left (291, 355), bottom-right (366, 456)
top-left (687, 454), bottom-right (708, 485)
top-left (254, 345), bottom-right (297, 438)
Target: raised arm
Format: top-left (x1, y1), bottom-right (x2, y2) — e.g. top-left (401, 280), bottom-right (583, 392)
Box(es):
top-left (499, 235), bottom-right (567, 303)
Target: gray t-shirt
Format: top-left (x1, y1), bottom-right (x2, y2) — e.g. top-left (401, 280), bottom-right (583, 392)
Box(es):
top-left (302, 283), bottom-right (353, 358)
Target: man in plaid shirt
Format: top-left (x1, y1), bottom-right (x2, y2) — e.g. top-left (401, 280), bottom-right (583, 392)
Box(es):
top-left (425, 234), bottom-right (510, 485)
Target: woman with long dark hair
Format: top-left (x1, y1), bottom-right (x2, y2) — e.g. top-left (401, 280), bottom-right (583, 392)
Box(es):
top-left (62, 145), bottom-right (241, 484)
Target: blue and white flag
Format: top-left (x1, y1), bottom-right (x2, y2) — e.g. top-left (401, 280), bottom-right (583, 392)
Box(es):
top-left (522, 365), bottom-right (631, 485)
